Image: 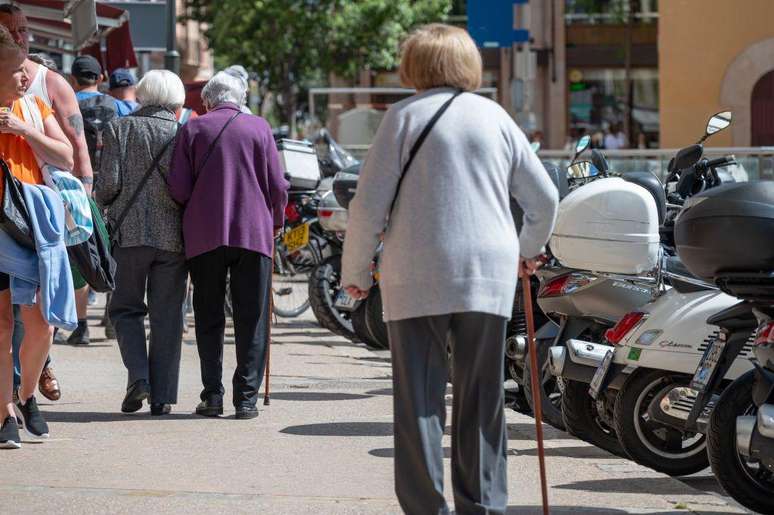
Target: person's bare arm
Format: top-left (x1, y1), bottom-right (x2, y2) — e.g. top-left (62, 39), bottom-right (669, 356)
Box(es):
top-left (46, 71), bottom-right (93, 193)
top-left (0, 110), bottom-right (73, 170)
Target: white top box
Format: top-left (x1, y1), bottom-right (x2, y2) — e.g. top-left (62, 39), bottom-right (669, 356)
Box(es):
top-left (277, 139), bottom-right (321, 190)
top-left (550, 177), bottom-right (661, 275)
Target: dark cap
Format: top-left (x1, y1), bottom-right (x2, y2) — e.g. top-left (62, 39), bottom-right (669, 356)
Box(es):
top-left (71, 55), bottom-right (102, 79)
top-left (109, 68), bottom-right (136, 89)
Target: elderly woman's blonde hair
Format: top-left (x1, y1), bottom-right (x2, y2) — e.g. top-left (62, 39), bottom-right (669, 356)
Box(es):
top-left (399, 24), bottom-right (482, 92)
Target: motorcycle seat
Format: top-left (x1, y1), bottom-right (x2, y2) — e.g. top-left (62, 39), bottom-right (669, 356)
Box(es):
top-left (665, 256), bottom-right (714, 293)
top-left (623, 171), bottom-right (667, 225)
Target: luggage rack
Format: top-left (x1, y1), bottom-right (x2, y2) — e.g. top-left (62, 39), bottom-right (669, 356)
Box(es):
top-left (715, 272), bottom-right (774, 302)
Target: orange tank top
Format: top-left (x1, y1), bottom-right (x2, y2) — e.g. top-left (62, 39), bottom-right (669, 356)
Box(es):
top-left (0, 96), bottom-right (53, 197)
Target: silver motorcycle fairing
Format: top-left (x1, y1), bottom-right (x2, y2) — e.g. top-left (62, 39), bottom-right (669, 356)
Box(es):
top-left (537, 271), bottom-right (657, 325)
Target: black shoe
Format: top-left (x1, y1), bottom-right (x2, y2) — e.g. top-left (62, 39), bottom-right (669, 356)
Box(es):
top-left (121, 380), bottom-right (150, 413)
top-left (195, 395), bottom-right (223, 417)
top-left (235, 405), bottom-right (259, 420)
top-left (150, 403), bottom-right (171, 416)
top-left (67, 320), bottom-right (90, 345)
top-left (15, 396), bottom-right (49, 439)
top-left (0, 417), bottom-right (21, 449)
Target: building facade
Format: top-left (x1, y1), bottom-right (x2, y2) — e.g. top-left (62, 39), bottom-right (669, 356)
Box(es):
top-left (659, 0), bottom-right (774, 147)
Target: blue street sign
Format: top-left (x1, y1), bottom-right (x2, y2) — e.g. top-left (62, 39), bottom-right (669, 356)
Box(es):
top-left (467, 0), bottom-right (530, 48)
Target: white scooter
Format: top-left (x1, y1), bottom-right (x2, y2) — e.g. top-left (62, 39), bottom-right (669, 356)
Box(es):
top-left (591, 285), bottom-right (754, 476)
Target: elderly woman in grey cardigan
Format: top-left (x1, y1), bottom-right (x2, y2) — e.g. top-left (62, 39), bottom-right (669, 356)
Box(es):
top-left (341, 24), bottom-right (559, 515)
top-left (96, 70), bottom-right (187, 417)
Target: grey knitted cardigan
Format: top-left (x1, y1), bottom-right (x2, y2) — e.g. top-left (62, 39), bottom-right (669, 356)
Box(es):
top-left (341, 88), bottom-right (559, 322)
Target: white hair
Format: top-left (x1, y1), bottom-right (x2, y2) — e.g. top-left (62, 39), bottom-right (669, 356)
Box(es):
top-left (136, 70), bottom-right (186, 110)
top-left (224, 65), bottom-right (249, 89)
top-left (201, 71), bottom-right (246, 109)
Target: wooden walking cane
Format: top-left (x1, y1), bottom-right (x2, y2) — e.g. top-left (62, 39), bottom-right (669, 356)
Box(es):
top-left (522, 271), bottom-right (550, 515)
top-left (264, 243), bottom-right (275, 406)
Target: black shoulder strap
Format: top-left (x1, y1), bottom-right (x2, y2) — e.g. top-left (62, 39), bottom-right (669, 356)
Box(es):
top-left (110, 131), bottom-right (178, 240)
top-left (193, 111), bottom-right (241, 181)
top-left (389, 90), bottom-right (462, 216)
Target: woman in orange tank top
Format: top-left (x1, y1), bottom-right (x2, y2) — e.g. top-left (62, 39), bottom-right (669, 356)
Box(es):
top-left (0, 25), bottom-right (73, 448)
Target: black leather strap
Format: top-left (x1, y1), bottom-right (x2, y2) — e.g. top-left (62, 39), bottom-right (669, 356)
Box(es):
top-left (389, 90), bottom-right (462, 217)
top-left (110, 133), bottom-right (177, 240)
top-left (194, 111), bottom-right (241, 180)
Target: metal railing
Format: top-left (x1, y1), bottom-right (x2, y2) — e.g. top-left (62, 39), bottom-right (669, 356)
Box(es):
top-left (341, 146), bottom-right (774, 182)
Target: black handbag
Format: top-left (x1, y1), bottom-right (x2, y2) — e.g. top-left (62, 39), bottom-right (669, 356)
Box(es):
top-left (0, 158), bottom-right (35, 249)
top-left (68, 198), bottom-right (116, 293)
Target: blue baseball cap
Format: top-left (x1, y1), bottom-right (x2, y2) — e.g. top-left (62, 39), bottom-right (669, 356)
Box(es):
top-left (109, 68), bottom-right (136, 89)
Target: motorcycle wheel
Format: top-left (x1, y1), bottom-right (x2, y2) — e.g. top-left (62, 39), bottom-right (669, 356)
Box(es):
top-left (708, 370), bottom-right (774, 514)
top-left (351, 300), bottom-right (382, 350)
top-left (562, 378), bottom-right (624, 456)
top-left (364, 286), bottom-right (389, 350)
top-left (308, 255), bottom-right (357, 339)
top-left (522, 339), bottom-right (566, 431)
top-left (614, 368), bottom-right (708, 476)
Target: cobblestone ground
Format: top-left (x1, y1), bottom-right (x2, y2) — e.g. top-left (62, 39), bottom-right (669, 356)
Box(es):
top-left (0, 296), bottom-right (749, 514)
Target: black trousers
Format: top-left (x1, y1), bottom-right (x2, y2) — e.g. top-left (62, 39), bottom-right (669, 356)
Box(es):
top-left (387, 312), bottom-right (509, 515)
top-left (109, 246), bottom-right (188, 404)
top-left (188, 246), bottom-right (272, 408)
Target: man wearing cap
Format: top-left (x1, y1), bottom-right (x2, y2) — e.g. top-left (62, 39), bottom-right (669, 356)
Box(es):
top-left (64, 55), bottom-right (127, 346)
top-left (109, 68), bottom-right (139, 116)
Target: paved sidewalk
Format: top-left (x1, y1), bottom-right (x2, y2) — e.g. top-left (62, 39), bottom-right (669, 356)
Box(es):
top-left (0, 299), bottom-right (747, 514)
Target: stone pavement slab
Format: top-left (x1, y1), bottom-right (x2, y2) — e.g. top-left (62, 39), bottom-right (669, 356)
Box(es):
top-left (0, 300), bottom-right (748, 514)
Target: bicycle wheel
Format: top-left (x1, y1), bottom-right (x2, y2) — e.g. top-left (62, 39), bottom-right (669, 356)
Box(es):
top-left (272, 244), bottom-right (313, 318)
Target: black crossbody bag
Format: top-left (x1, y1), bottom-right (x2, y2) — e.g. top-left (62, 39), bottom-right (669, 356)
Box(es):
top-left (0, 158), bottom-right (35, 249)
top-left (387, 90), bottom-right (462, 219)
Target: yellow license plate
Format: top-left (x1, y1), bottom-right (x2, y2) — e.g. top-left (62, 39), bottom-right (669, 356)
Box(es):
top-left (283, 223), bottom-right (310, 253)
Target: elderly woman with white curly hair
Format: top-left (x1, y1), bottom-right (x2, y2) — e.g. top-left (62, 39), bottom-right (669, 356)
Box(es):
top-left (168, 71), bottom-right (288, 420)
top-left (96, 69), bottom-right (188, 417)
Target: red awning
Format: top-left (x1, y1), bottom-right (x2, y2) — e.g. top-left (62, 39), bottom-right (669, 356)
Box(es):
top-left (14, 0), bottom-right (137, 71)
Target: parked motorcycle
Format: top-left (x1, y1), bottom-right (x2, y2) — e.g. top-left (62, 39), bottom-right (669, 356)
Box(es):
top-left (670, 181), bottom-right (774, 513)
top-left (550, 112), bottom-right (738, 472)
top-left (309, 166), bottom-right (357, 339)
top-left (543, 112), bottom-right (737, 457)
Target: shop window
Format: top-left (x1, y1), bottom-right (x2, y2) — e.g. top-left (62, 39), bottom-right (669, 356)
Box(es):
top-left (568, 68), bottom-right (659, 148)
top-left (566, 0), bottom-right (658, 25)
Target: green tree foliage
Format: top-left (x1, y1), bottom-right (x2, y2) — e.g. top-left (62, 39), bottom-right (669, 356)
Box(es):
top-left (184, 0), bottom-right (451, 125)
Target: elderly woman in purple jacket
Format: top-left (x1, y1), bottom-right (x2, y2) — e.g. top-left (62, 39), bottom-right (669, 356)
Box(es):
top-left (168, 71), bottom-right (289, 420)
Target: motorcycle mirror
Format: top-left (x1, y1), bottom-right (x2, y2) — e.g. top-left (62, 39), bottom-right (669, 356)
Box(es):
top-left (591, 149), bottom-right (609, 174)
top-left (530, 141), bottom-right (541, 153)
top-left (567, 161), bottom-right (600, 179)
top-left (674, 144), bottom-right (704, 171)
top-left (698, 111), bottom-right (732, 143)
top-left (571, 135), bottom-right (591, 164)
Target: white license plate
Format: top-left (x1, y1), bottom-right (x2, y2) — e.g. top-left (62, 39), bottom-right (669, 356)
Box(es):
top-left (589, 350), bottom-right (614, 400)
top-left (334, 290), bottom-right (358, 311)
top-left (691, 333), bottom-right (727, 393)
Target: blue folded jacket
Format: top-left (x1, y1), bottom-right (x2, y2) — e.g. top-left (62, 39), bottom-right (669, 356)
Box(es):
top-left (0, 183), bottom-right (77, 330)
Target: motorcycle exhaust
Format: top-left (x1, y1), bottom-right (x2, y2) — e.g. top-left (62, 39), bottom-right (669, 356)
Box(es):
top-left (506, 335), bottom-right (527, 362)
top-left (548, 339), bottom-right (613, 383)
top-left (649, 386), bottom-right (714, 433)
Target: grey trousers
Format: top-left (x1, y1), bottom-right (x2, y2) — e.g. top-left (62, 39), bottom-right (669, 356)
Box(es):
top-left (109, 246), bottom-right (188, 404)
top-left (387, 312), bottom-right (508, 515)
